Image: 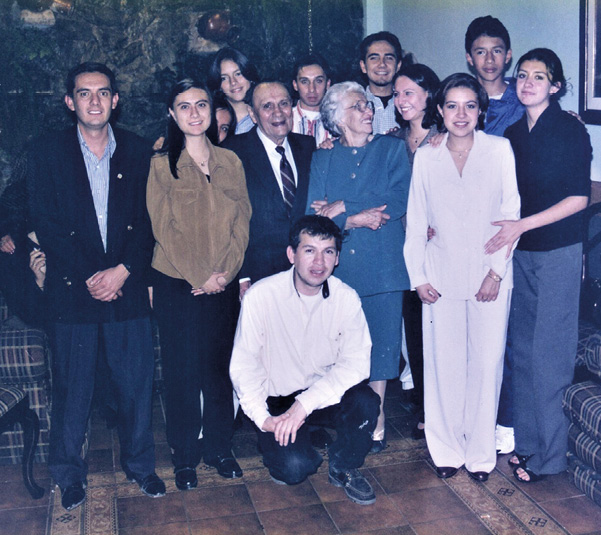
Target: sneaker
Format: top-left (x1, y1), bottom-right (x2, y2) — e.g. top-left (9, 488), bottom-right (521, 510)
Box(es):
top-left (496, 424), bottom-right (515, 454)
top-left (328, 465), bottom-right (376, 505)
top-left (130, 472), bottom-right (166, 498)
top-left (60, 481), bottom-right (86, 511)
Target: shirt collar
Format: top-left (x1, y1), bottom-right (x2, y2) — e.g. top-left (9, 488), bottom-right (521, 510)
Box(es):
top-left (76, 123), bottom-right (116, 160)
top-left (365, 86), bottom-right (392, 108)
top-left (431, 130), bottom-right (484, 161)
top-left (534, 101), bottom-right (562, 128)
top-left (256, 125), bottom-right (291, 153)
top-left (284, 266), bottom-right (330, 301)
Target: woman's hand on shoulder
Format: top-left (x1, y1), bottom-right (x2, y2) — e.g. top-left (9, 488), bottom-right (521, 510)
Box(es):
top-left (317, 138), bottom-right (335, 150)
top-left (427, 132), bottom-right (444, 148)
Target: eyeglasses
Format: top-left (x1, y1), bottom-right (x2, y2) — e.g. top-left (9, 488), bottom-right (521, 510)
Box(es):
top-left (346, 100), bottom-right (375, 113)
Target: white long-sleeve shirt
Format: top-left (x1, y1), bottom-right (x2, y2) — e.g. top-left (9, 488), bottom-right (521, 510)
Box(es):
top-left (404, 130), bottom-right (521, 300)
top-left (230, 267), bottom-right (372, 431)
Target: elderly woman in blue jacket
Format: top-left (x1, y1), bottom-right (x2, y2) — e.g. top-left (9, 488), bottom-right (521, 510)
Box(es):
top-left (307, 81), bottom-right (411, 452)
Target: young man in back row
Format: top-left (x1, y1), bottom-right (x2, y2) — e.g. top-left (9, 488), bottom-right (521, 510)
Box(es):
top-left (465, 15), bottom-right (524, 137)
top-left (291, 53), bottom-right (332, 146)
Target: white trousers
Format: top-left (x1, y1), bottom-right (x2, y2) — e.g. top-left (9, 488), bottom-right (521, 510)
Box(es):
top-left (423, 290), bottom-right (511, 472)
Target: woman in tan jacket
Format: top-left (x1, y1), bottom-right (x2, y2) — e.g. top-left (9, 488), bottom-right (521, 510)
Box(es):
top-left (147, 79), bottom-right (251, 490)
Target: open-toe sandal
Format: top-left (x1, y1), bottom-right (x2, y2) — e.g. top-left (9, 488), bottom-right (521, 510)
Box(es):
top-left (507, 452), bottom-right (533, 468)
top-left (513, 465), bottom-right (546, 484)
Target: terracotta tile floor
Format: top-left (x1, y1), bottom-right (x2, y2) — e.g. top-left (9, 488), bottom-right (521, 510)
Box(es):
top-left (1, 381), bottom-right (601, 535)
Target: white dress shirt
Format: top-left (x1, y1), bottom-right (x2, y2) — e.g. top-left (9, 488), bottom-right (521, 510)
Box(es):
top-left (230, 267), bottom-right (372, 431)
top-left (256, 127), bottom-right (298, 198)
top-left (404, 130), bottom-right (521, 300)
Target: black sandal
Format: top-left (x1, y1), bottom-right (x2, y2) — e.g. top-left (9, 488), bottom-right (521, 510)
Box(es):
top-left (507, 452), bottom-right (533, 468)
top-left (513, 465), bottom-right (546, 483)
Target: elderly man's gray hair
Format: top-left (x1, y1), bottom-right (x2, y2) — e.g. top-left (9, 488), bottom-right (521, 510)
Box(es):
top-left (320, 81), bottom-right (367, 137)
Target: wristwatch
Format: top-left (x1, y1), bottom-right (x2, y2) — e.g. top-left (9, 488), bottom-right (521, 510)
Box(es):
top-left (487, 272), bottom-right (502, 283)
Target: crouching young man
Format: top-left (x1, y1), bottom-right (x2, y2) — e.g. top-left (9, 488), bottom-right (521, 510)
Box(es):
top-left (230, 215), bottom-right (379, 505)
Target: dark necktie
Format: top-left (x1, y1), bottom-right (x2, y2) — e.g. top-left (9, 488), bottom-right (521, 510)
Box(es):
top-left (275, 146), bottom-right (296, 211)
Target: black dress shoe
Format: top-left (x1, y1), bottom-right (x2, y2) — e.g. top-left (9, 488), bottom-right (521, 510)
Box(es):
top-left (467, 470), bottom-right (489, 482)
top-left (61, 481), bottom-right (86, 511)
top-left (205, 455), bottom-right (243, 479)
top-left (411, 424), bottom-right (425, 440)
top-left (174, 466), bottom-right (198, 490)
top-left (129, 473), bottom-right (166, 497)
top-left (436, 466), bottom-right (459, 479)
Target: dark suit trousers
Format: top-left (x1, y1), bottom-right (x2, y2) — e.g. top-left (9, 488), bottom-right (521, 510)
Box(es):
top-left (153, 271), bottom-right (238, 468)
top-left (258, 382), bottom-right (380, 485)
top-left (49, 318), bottom-right (155, 488)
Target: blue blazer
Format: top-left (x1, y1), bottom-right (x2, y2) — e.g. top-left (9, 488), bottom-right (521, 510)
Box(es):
top-left (223, 127), bottom-right (315, 283)
top-left (26, 126), bottom-right (154, 324)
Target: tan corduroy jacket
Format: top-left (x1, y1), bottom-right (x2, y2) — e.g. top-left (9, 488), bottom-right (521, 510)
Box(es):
top-left (147, 142), bottom-right (251, 289)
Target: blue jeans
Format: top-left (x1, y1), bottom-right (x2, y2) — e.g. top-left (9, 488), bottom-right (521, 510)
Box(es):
top-left (257, 382), bottom-right (379, 485)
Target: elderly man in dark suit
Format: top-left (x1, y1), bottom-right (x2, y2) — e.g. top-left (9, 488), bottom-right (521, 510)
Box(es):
top-left (26, 62), bottom-right (164, 511)
top-left (222, 81), bottom-right (316, 298)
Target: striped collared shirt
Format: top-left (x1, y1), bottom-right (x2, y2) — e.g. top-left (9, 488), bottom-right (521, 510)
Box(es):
top-left (77, 124), bottom-right (116, 251)
top-left (365, 86), bottom-right (399, 135)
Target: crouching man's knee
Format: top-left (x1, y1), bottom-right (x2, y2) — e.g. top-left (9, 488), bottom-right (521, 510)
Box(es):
top-left (267, 448), bottom-right (322, 485)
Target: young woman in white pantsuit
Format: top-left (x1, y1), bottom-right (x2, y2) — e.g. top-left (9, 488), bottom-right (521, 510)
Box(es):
top-left (404, 73), bottom-right (520, 481)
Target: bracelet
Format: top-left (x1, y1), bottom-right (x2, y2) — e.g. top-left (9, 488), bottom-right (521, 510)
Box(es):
top-left (487, 272), bottom-right (502, 283)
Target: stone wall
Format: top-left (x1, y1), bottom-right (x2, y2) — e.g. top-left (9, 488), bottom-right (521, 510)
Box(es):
top-left (0, 0), bottom-right (363, 191)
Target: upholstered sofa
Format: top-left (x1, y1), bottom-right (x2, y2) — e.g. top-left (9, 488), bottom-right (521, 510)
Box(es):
top-left (0, 287), bottom-right (164, 466)
top-left (0, 290), bottom-right (51, 464)
top-left (563, 321), bottom-right (601, 508)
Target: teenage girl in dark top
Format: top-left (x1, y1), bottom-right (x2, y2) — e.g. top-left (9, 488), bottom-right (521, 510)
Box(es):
top-left (485, 48), bottom-right (592, 483)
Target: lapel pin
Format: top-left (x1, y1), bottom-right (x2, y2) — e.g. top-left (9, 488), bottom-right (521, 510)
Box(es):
top-left (117, 173), bottom-right (123, 179)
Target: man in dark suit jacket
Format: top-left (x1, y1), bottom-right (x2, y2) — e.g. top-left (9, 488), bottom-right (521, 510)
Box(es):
top-left (223, 82), bottom-right (315, 298)
top-left (26, 62), bottom-right (164, 511)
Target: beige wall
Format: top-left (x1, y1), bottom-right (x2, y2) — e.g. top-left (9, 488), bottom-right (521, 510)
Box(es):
top-left (364, 0), bottom-right (601, 181)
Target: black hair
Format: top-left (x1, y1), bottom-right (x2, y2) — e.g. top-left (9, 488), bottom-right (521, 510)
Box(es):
top-left (206, 93), bottom-right (237, 145)
top-left (292, 52), bottom-right (331, 81)
top-left (359, 31), bottom-right (403, 63)
top-left (514, 48), bottom-right (567, 100)
top-left (246, 81), bottom-right (291, 111)
top-left (434, 73), bottom-right (489, 131)
top-left (392, 64), bottom-right (441, 130)
top-left (160, 78), bottom-right (212, 179)
top-left (465, 15), bottom-right (511, 54)
top-left (289, 215), bottom-right (342, 253)
top-left (66, 62), bottom-right (118, 96)
top-left (207, 47), bottom-right (259, 96)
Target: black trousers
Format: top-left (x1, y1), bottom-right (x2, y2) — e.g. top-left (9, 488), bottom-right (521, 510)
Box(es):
top-left (403, 290), bottom-right (424, 420)
top-left (49, 317), bottom-right (156, 488)
top-left (257, 382), bottom-right (380, 485)
top-left (153, 270), bottom-right (238, 468)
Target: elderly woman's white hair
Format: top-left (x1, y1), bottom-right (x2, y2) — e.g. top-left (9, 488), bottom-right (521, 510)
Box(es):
top-left (320, 81), bottom-right (367, 137)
